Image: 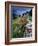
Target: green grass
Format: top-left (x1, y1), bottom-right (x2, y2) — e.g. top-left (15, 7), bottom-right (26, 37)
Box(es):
top-left (11, 15), bottom-right (32, 38)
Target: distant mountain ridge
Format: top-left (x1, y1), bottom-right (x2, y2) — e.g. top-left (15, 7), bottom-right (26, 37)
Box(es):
top-left (11, 7), bottom-right (32, 19)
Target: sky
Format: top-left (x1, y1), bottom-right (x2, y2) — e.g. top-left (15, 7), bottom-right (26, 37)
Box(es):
top-left (11, 6), bottom-right (32, 16)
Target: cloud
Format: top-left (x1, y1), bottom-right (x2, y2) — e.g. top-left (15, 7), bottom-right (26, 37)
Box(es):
top-left (11, 6), bottom-right (32, 15)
